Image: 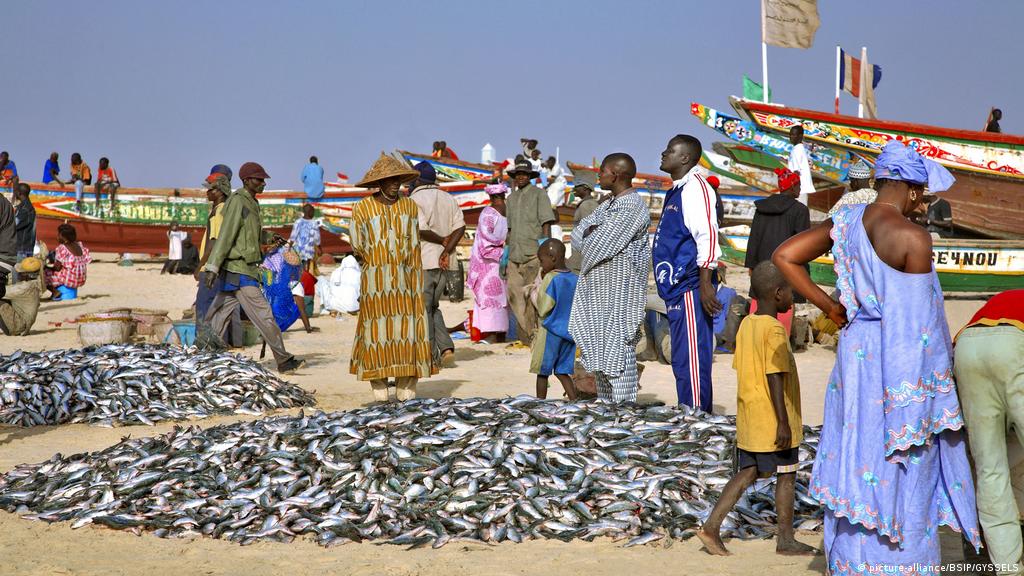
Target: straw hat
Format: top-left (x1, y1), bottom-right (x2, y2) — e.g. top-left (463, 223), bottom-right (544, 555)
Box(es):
top-left (356, 153), bottom-right (420, 188)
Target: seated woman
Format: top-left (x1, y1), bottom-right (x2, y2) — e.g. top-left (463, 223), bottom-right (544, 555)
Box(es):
top-left (44, 223), bottom-right (91, 300)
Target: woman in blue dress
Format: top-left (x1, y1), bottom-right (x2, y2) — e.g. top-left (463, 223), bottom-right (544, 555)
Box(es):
top-left (774, 141), bottom-right (981, 575)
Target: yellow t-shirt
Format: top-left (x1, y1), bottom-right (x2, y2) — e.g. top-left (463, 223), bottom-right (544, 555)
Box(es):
top-left (732, 314), bottom-right (803, 452)
top-left (200, 203), bottom-right (224, 258)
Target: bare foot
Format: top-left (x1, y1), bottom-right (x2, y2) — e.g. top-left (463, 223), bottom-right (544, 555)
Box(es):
top-left (696, 528), bottom-right (731, 556)
top-left (776, 539), bottom-right (819, 556)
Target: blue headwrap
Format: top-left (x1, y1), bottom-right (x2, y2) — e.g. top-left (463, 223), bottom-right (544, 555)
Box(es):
top-left (873, 141), bottom-right (955, 192)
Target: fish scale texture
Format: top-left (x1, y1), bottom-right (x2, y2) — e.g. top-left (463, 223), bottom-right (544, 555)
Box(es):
top-left (0, 344), bottom-right (316, 427)
top-left (0, 396), bottom-right (823, 548)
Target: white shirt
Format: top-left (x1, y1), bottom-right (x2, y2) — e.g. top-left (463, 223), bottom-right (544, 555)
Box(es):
top-left (167, 230), bottom-right (188, 260)
top-left (787, 142), bottom-right (815, 204)
top-left (671, 166), bottom-right (722, 270)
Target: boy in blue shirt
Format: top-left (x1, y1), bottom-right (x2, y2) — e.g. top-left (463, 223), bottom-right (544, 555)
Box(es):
top-left (529, 238), bottom-right (578, 401)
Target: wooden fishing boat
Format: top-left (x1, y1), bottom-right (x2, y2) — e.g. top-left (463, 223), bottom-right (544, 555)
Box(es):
top-left (701, 148), bottom-right (778, 191)
top-left (730, 98), bottom-right (1024, 239)
top-left (719, 225), bottom-right (1024, 292)
top-left (10, 179), bottom-right (489, 255)
top-left (398, 150), bottom-right (496, 182)
top-left (692, 102), bottom-right (862, 185)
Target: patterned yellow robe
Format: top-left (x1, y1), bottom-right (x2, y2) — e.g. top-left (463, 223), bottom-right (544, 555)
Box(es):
top-left (349, 195), bottom-right (435, 380)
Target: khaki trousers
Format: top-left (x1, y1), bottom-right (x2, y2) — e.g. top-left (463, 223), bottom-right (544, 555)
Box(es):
top-left (506, 258), bottom-right (540, 345)
top-left (954, 325), bottom-right (1024, 575)
top-left (205, 285), bottom-right (292, 367)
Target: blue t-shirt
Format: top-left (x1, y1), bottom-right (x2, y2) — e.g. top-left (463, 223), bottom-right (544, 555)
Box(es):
top-left (42, 159), bottom-right (59, 183)
top-left (301, 163), bottom-right (325, 199)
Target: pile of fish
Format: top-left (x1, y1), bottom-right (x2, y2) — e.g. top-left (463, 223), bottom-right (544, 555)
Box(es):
top-left (0, 396), bottom-right (822, 547)
top-left (0, 345), bottom-right (316, 427)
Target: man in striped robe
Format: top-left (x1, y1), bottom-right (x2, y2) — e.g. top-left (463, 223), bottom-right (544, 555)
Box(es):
top-left (568, 153), bottom-right (651, 402)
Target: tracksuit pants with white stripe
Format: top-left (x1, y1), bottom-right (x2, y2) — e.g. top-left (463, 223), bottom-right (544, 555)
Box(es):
top-left (666, 286), bottom-right (713, 412)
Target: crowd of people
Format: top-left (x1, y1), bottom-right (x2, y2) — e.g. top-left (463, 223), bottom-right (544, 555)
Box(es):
top-left (0, 135), bottom-right (1019, 573)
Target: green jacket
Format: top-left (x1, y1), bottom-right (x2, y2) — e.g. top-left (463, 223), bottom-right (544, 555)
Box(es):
top-left (202, 188), bottom-right (272, 279)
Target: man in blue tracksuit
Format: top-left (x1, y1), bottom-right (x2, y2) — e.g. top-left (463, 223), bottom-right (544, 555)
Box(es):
top-left (652, 134), bottom-right (722, 412)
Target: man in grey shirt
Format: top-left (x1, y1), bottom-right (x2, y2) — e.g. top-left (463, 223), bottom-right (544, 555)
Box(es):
top-left (566, 181), bottom-right (599, 274)
top-left (505, 161), bottom-right (556, 346)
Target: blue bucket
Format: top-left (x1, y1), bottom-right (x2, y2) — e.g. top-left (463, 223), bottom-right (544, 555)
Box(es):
top-left (166, 320), bottom-right (196, 346)
top-left (56, 285), bottom-right (78, 300)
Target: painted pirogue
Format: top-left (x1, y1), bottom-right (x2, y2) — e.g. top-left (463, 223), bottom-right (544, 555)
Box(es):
top-left (0, 396), bottom-right (824, 548)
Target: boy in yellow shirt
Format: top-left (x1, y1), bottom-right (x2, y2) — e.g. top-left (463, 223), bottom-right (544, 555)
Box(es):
top-left (697, 261), bottom-right (816, 557)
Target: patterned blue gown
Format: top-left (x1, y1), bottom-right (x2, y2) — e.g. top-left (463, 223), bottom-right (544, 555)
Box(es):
top-left (814, 205), bottom-right (981, 575)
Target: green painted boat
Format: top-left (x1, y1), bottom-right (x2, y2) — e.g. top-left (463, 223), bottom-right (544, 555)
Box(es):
top-left (720, 226), bottom-right (1024, 293)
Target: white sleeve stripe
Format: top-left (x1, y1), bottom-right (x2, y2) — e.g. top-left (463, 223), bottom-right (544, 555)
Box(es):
top-left (695, 176), bottom-right (718, 268)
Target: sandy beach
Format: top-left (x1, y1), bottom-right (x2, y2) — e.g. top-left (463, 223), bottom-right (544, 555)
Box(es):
top-left (0, 258), bottom-right (994, 575)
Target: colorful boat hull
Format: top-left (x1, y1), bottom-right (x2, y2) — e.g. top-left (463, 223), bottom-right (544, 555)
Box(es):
top-left (691, 102), bottom-right (859, 184)
top-left (398, 151), bottom-right (496, 182)
top-left (720, 226), bottom-right (1024, 292)
top-left (10, 180), bottom-right (487, 255)
top-left (732, 99), bottom-right (1024, 239)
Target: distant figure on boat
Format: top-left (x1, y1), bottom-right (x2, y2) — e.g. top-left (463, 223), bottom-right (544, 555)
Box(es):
top-left (542, 156), bottom-right (568, 207)
top-left (300, 155), bottom-right (325, 200)
top-left (69, 153), bottom-right (92, 212)
top-left (0, 151), bottom-right (19, 189)
top-left (521, 138), bottom-right (539, 159)
top-left (828, 159), bottom-right (878, 217)
top-left (431, 141), bottom-right (459, 161)
top-left (786, 126), bottom-right (814, 204)
top-left (42, 152), bottom-right (65, 186)
top-left (985, 107), bottom-right (1002, 133)
top-left (94, 157), bottom-right (120, 213)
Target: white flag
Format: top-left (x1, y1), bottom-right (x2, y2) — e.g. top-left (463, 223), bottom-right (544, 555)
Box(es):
top-left (859, 48), bottom-right (878, 119)
top-left (762, 0), bottom-right (820, 49)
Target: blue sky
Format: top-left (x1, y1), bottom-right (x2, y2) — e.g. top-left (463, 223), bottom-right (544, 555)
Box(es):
top-left (3, 1), bottom-right (1018, 188)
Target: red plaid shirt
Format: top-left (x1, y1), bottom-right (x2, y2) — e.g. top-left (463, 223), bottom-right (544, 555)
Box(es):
top-left (45, 243), bottom-right (91, 288)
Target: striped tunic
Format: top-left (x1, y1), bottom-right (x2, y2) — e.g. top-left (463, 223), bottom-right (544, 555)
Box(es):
top-left (568, 191), bottom-right (651, 401)
top-left (349, 195), bottom-right (435, 380)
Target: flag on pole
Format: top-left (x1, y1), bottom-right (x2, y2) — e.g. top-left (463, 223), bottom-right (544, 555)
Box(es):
top-left (743, 75), bottom-right (772, 103)
top-left (859, 48), bottom-right (879, 119)
top-left (838, 48), bottom-right (882, 98)
top-left (762, 0), bottom-right (820, 49)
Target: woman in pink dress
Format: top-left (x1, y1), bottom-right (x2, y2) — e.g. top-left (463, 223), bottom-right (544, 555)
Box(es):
top-left (466, 183), bottom-right (509, 343)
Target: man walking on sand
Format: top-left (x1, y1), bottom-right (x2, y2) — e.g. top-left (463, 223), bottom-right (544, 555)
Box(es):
top-left (200, 161), bottom-right (302, 374)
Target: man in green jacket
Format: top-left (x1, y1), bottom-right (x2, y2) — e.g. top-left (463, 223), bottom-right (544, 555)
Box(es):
top-left (200, 161), bottom-right (302, 373)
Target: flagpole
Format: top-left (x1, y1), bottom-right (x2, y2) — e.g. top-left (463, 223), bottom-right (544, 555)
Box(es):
top-left (858, 46), bottom-right (867, 119)
top-left (760, 0), bottom-right (768, 103)
top-left (834, 45), bottom-right (841, 115)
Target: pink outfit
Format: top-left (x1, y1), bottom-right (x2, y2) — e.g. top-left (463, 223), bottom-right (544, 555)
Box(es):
top-left (466, 206), bottom-right (508, 333)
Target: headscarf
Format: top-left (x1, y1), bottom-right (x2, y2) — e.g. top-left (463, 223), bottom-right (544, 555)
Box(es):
top-left (848, 160), bottom-right (872, 180)
top-left (485, 183), bottom-right (509, 196)
top-left (774, 167), bottom-right (800, 192)
top-left (873, 141), bottom-right (955, 192)
top-left (204, 174), bottom-right (232, 198)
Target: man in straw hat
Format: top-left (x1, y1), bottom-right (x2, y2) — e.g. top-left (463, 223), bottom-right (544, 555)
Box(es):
top-left (505, 160), bottom-right (556, 346)
top-left (200, 161), bottom-right (303, 373)
top-left (0, 256), bottom-right (44, 335)
top-left (407, 161), bottom-right (465, 368)
top-left (828, 159), bottom-right (878, 217)
top-left (350, 153), bottom-right (436, 403)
